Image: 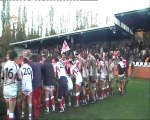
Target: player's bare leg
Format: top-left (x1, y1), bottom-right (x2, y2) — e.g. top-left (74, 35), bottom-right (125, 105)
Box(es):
top-left (8, 98), bottom-right (16, 120)
top-left (44, 89), bottom-right (50, 114)
top-left (21, 93), bottom-right (26, 118)
top-left (74, 84), bottom-right (81, 107)
top-left (49, 87), bottom-right (55, 111)
top-left (27, 93), bottom-right (32, 120)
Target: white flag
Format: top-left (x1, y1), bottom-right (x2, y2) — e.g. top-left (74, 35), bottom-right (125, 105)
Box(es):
top-left (61, 40), bottom-right (70, 54)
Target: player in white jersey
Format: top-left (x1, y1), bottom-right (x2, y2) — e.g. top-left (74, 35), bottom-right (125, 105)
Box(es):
top-left (20, 58), bottom-right (33, 120)
top-left (100, 58), bottom-right (109, 99)
top-left (87, 51), bottom-right (98, 103)
top-left (108, 59), bottom-right (115, 95)
top-left (68, 60), bottom-right (83, 107)
top-left (0, 57), bottom-right (7, 83)
top-left (53, 57), bottom-right (68, 113)
top-left (1, 50), bottom-right (19, 120)
top-left (81, 54), bottom-right (89, 105)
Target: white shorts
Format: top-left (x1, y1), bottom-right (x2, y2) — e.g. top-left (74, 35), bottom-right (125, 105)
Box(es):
top-left (75, 82), bottom-right (82, 87)
top-left (100, 77), bottom-right (107, 81)
top-left (67, 76), bottom-right (73, 91)
top-left (118, 74), bottom-right (125, 82)
top-left (22, 84), bottom-right (32, 94)
top-left (22, 91), bottom-right (32, 96)
top-left (3, 83), bottom-right (18, 99)
top-left (43, 85), bottom-right (54, 91)
top-left (76, 76), bottom-right (83, 86)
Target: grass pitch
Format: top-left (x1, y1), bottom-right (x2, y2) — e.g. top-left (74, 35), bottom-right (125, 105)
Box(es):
top-left (38, 78), bottom-right (150, 120)
top-left (0, 78), bottom-right (150, 120)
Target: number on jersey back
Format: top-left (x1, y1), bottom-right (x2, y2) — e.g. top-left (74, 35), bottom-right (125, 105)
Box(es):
top-left (3, 60), bottom-right (19, 85)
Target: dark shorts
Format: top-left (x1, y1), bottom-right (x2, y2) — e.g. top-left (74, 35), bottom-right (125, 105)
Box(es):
top-left (58, 76), bottom-right (68, 99)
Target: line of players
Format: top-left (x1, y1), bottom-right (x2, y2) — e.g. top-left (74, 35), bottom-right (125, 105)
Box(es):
top-left (1, 49), bottom-right (128, 120)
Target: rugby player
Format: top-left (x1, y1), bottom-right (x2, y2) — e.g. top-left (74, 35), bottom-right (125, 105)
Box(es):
top-left (1, 50), bottom-right (19, 120)
top-left (53, 57), bottom-right (68, 113)
top-left (100, 58), bottom-right (109, 99)
top-left (41, 51), bottom-right (56, 113)
top-left (117, 57), bottom-right (125, 94)
top-left (20, 57), bottom-right (33, 120)
top-left (108, 59), bottom-right (115, 95)
top-left (68, 60), bottom-right (83, 107)
top-left (87, 51), bottom-right (98, 103)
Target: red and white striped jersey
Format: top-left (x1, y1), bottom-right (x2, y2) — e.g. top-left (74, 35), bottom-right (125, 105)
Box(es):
top-left (70, 65), bottom-right (82, 79)
top-left (74, 59), bottom-right (80, 69)
top-left (100, 60), bottom-right (108, 78)
top-left (54, 61), bottom-right (67, 79)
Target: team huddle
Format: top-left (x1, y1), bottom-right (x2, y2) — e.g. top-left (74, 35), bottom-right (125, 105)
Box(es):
top-left (1, 49), bottom-right (129, 120)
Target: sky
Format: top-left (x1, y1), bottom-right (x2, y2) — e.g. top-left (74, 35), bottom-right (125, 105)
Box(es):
top-left (0, 0), bottom-right (149, 37)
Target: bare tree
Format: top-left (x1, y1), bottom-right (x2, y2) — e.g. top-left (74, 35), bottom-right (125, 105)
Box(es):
top-left (60, 15), bottom-right (65, 33)
top-left (37, 11), bottom-right (40, 37)
top-left (22, 5), bottom-right (27, 37)
top-left (40, 13), bottom-right (43, 36)
top-left (76, 10), bottom-right (79, 30)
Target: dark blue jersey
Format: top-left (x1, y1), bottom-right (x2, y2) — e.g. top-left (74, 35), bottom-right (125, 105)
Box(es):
top-left (30, 62), bottom-right (42, 89)
top-left (117, 61), bottom-right (125, 75)
top-left (41, 59), bottom-right (55, 86)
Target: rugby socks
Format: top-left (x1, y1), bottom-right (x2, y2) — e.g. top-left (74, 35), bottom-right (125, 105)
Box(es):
top-left (92, 95), bottom-right (96, 103)
top-left (29, 103), bottom-right (32, 118)
top-left (21, 112), bottom-right (24, 117)
top-left (7, 110), bottom-right (9, 120)
top-left (29, 113), bottom-right (32, 120)
top-left (68, 93), bottom-right (71, 107)
top-left (87, 94), bottom-right (90, 101)
top-left (51, 96), bottom-right (55, 111)
top-left (83, 95), bottom-right (87, 104)
top-left (82, 90), bottom-right (87, 104)
top-left (45, 98), bottom-right (50, 112)
top-left (62, 97), bottom-right (65, 109)
top-left (102, 88), bottom-right (106, 99)
top-left (75, 92), bottom-right (80, 106)
top-left (86, 89), bottom-right (90, 101)
top-left (118, 87), bottom-right (121, 92)
top-left (9, 113), bottom-right (14, 120)
top-left (106, 86), bottom-right (110, 97)
top-left (58, 99), bottom-right (64, 112)
top-left (95, 92), bottom-right (99, 100)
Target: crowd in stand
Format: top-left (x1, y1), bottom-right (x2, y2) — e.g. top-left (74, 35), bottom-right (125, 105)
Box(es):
top-left (0, 40), bottom-right (149, 120)
top-left (30, 40), bottom-right (150, 65)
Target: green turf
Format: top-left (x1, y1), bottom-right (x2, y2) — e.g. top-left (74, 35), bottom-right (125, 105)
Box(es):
top-left (0, 78), bottom-right (150, 120)
top-left (38, 78), bottom-right (150, 120)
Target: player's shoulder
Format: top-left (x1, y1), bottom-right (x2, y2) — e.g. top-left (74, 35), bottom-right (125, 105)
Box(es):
top-left (4, 60), bottom-right (11, 65)
top-left (26, 63), bottom-right (32, 68)
top-left (4, 60), bottom-right (15, 67)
